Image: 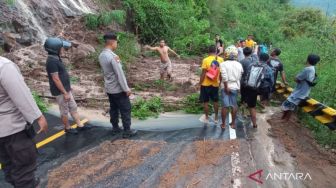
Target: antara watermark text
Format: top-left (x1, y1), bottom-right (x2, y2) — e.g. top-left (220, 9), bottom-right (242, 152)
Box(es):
top-left (248, 170), bottom-right (312, 184)
top-left (266, 172), bottom-right (312, 181)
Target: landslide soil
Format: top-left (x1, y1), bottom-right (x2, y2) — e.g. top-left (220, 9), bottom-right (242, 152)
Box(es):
top-left (47, 139), bottom-right (239, 188)
top-left (47, 140), bottom-right (165, 188)
top-left (157, 139), bottom-right (239, 188)
top-left (268, 113), bottom-right (336, 188)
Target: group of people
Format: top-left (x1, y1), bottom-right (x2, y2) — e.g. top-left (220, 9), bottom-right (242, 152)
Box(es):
top-left (199, 34), bottom-right (320, 129)
top-left (0, 32), bottom-right (320, 187)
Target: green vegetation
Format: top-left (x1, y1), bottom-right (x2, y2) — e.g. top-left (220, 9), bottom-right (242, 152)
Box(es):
top-left (133, 80), bottom-right (177, 91)
top-left (183, 93), bottom-right (203, 114)
top-left (5, 0), bottom-right (15, 6)
top-left (123, 0), bottom-right (211, 55)
top-left (132, 96), bottom-right (163, 120)
top-left (87, 32), bottom-right (139, 68)
top-left (115, 32), bottom-right (140, 63)
top-left (70, 76), bottom-right (80, 84)
top-left (84, 10), bottom-right (126, 30)
top-left (299, 112), bottom-right (336, 148)
top-left (32, 92), bottom-right (48, 113)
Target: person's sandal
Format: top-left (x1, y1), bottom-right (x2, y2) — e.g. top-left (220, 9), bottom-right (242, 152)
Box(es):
top-left (253, 124), bottom-right (258, 128)
top-left (220, 124), bottom-right (226, 130)
top-left (65, 128), bottom-right (78, 134)
top-left (77, 124), bottom-right (93, 131)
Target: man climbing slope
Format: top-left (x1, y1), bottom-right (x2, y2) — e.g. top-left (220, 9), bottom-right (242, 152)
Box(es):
top-left (144, 40), bottom-right (180, 81)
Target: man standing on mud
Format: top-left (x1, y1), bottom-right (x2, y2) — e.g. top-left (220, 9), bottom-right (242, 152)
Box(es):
top-left (99, 33), bottom-right (137, 138)
top-left (0, 56), bottom-right (48, 188)
top-left (144, 40), bottom-right (180, 81)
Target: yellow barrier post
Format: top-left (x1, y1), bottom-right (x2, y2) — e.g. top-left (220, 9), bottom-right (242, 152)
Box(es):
top-left (275, 82), bottom-right (336, 130)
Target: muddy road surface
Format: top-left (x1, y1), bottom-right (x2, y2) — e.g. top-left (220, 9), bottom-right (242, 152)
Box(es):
top-left (1, 109), bottom-right (335, 188)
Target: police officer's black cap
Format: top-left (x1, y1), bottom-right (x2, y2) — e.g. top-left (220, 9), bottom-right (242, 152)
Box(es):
top-left (103, 33), bottom-right (118, 41)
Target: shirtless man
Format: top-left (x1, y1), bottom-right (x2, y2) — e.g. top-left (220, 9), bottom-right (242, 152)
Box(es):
top-left (145, 40), bottom-right (180, 80)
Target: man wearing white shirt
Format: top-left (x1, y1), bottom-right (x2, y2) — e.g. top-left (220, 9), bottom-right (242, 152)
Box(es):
top-left (220, 46), bottom-right (243, 129)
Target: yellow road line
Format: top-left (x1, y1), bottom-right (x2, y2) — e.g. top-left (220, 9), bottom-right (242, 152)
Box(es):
top-left (36, 118), bottom-right (89, 148)
top-left (1, 119), bottom-right (89, 170)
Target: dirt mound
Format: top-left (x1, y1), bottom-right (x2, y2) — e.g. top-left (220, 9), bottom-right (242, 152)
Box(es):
top-left (47, 140), bottom-right (165, 188)
top-left (268, 113), bottom-right (336, 188)
top-left (158, 139), bottom-right (239, 188)
top-left (129, 56), bottom-right (201, 104)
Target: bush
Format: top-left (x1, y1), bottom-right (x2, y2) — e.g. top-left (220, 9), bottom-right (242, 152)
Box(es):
top-left (123, 0), bottom-right (211, 55)
top-left (183, 93), bottom-right (203, 114)
top-left (84, 14), bottom-right (100, 30)
top-left (32, 92), bottom-right (48, 113)
top-left (131, 96), bottom-right (163, 120)
top-left (300, 112), bottom-right (336, 148)
top-left (84, 10), bottom-right (126, 30)
top-left (115, 32), bottom-right (140, 63)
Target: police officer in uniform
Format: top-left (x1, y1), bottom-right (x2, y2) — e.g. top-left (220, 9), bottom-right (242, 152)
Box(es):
top-left (0, 56), bottom-right (48, 188)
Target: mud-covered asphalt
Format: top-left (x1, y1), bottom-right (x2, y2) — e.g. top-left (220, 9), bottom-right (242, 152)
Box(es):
top-left (0, 110), bottom-right (308, 188)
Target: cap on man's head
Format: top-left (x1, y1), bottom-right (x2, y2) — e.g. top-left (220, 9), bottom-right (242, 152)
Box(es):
top-left (103, 32), bottom-right (118, 41)
top-left (225, 45), bottom-right (238, 60)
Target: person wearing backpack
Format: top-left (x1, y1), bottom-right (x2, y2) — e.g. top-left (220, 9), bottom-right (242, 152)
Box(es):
top-left (258, 53), bottom-right (274, 109)
top-left (268, 48), bottom-right (288, 92)
top-left (243, 53), bottom-right (273, 128)
top-left (199, 45), bottom-right (224, 125)
top-left (219, 46), bottom-right (243, 129)
top-left (282, 54), bottom-right (320, 121)
top-left (240, 47), bottom-right (254, 103)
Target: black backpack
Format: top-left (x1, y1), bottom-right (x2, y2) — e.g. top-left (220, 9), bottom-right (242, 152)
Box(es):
top-left (306, 72), bottom-right (318, 87)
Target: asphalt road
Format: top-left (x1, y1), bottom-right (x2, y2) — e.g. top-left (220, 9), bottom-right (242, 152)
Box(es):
top-left (0, 111), bottom-right (306, 188)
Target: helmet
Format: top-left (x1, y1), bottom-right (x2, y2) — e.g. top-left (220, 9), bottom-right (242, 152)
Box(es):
top-left (225, 45), bottom-right (238, 60)
top-left (44, 37), bottom-right (71, 55)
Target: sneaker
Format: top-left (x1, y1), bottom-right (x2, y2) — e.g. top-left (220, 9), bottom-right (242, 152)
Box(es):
top-left (65, 128), bottom-right (78, 134)
top-left (214, 118), bottom-right (219, 125)
top-left (111, 127), bottom-right (123, 135)
top-left (199, 115), bottom-right (209, 124)
top-left (76, 124), bottom-right (93, 131)
top-left (122, 130), bottom-right (137, 138)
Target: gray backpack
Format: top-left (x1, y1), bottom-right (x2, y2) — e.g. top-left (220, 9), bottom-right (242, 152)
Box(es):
top-left (244, 63), bottom-right (266, 90)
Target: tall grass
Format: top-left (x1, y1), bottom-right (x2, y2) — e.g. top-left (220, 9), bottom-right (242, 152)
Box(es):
top-left (84, 10), bottom-right (126, 30)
